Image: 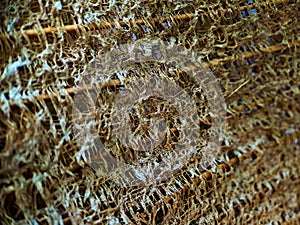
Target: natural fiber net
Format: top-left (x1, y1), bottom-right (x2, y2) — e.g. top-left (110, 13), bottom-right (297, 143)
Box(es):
top-left (0, 0), bottom-right (300, 224)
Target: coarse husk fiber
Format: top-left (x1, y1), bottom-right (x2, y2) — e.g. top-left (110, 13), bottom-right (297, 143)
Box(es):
top-left (0, 0), bottom-right (300, 224)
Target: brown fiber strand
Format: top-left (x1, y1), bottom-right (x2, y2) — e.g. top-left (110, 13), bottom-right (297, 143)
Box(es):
top-left (2, 0), bottom-right (299, 223)
top-left (282, 214), bottom-right (300, 225)
top-left (149, 131), bottom-right (299, 220)
top-left (64, 131), bottom-right (299, 224)
top-left (23, 0), bottom-right (291, 37)
top-left (22, 40), bottom-right (300, 105)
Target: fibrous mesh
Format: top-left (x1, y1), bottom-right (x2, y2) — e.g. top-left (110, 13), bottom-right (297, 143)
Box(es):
top-left (0, 0), bottom-right (300, 224)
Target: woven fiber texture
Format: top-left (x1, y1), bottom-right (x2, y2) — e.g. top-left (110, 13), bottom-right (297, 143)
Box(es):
top-left (0, 0), bottom-right (300, 224)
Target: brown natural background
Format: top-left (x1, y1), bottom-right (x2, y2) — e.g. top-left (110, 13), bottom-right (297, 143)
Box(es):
top-left (0, 0), bottom-right (299, 224)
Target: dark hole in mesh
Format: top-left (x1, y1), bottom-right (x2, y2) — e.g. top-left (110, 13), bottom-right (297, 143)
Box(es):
top-left (4, 191), bottom-right (25, 221)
